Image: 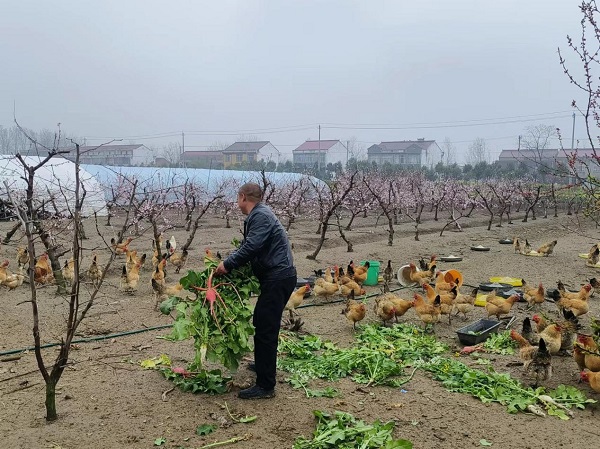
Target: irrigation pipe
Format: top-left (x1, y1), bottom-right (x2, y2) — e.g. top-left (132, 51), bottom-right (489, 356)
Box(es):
top-left (0, 286), bottom-right (415, 356)
top-left (296, 285), bottom-right (412, 309)
top-left (0, 324), bottom-right (173, 357)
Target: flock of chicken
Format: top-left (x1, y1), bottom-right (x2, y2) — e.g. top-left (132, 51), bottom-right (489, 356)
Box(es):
top-left (284, 245), bottom-right (600, 393)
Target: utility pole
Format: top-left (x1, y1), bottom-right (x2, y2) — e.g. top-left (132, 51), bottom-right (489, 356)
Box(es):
top-left (571, 112), bottom-right (576, 151)
top-left (317, 125), bottom-right (321, 172)
top-left (181, 131), bottom-right (185, 167)
top-left (518, 135), bottom-right (521, 151)
top-left (346, 140), bottom-right (350, 165)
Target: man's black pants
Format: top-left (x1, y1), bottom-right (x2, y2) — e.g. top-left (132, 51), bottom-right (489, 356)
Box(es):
top-left (253, 275), bottom-right (297, 390)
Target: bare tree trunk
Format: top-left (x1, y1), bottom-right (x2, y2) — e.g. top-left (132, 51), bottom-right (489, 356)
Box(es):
top-left (3, 221), bottom-right (21, 244)
top-left (336, 214), bottom-right (353, 252)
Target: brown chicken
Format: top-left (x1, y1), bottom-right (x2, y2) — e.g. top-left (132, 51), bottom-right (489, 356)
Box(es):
top-left (434, 271), bottom-right (455, 292)
top-left (576, 334), bottom-right (600, 372)
top-left (383, 260), bottom-right (394, 285)
top-left (557, 282), bottom-right (592, 301)
top-left (412, 293), bottom-right (441, 327)
top-left (510, 330), bottom-right (552, 386)
top-left (121, 261), bottom-right (142, 292)
top-left (87, 254), bottom-right (103, 287)
top-left (152, 259), bottom-right (167, 284)
top-left (313, 277), bottom-right (339, 301)
top-left (351, 261), bottom-right (369, 285)
top-left (538, 324), bottom-right (562, 355)
top-left (16, 246), bottom-right (29, 269)
top-left (418, 254), bottom-right (437, 271)
top-left (553, 290), bottom-right (590, 317)
top-left (590, 277), bottom-right (600, 296)
top-left (168, 249), bottom-right (189, 274)
top-left (379, 284), bottom-right (413, 323)
top-left (485, 293), bottom-right (520, 320)
top-left (580, 370), bottom-right (600, 392)
top-left (373, 295), bottom-right (396, 325)
top-left (0, 260), bottom-right (10, 284)
top-left (536, 239), bottom-right (557, 256)
top-left (587, 245), bottom-right (600, 266)
top-left (322, 266), bottom-right (334, 283)
top-left (340, 280), bottom-right (365, 297)
top-left (513, 237), bottom-right (521, 254)
top-left (423, 283), bottom-right (456, 324)
top-left (62, 258), bottom-right (75, 286)
top-left (2, 270), bottom-right (25, 290)
top-left (34, 254), bottom-right (53, 284)
top-left (285, 284), bottom-right (311, 318)
top-left (408, 263), bottom-right (436, 286)
top-left (522, 281), bottom-right (545, 309)
top-left (111, 236), bottom-right (133, 256)
top-left (453, 287), bottom-right (478, 320)
top-left (532, 314), bottom-right (548, 333)
top-left (342, 290), bottom-right (367, 330)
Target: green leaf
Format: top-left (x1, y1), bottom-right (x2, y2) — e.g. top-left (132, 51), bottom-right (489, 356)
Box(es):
top-left (196, 424), bottom-right (216, 436)
top-left (480, 439), bottom-right (493, 446)
top-left (154, 437), bottom-right (166, 446)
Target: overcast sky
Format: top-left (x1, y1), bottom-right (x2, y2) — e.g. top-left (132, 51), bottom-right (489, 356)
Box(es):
top-left (0, 0), bottom-right (591, 162)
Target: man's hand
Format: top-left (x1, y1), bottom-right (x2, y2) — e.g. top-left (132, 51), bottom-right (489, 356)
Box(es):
top-left (214, 261), bottom-right (228, 276)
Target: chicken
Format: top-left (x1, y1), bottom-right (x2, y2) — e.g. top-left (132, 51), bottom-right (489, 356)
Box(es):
top-left (412, 293), bottom-right (441, 327)
top-left (434, 271), bottom-right (455, 292)
top-left (580, 370), bottom-right (600, 393)
top-left (342, 290), bottom-right (367, 330)
top-left (538, 324), bottom-right (562, 355)
top-left (62, 258), bottom-right (75, 286)
top-left (120, 261), bottom-right (141, 292)
top-left (126, 249), bottom-right (138, 272)
top-left (87, 254), bottom-right (103, 287)
top-left (166, 235), bottom-right (177, 254)
top-left (553, 290), bottom-right (590, 317)
top-left (574, 337), bottom-right (588, 373)
top-left (383, 260), bottom-right (394, 285)
top-left (0, 260), bottom-right (10, 284)
top-left (340, 280), bottom-right (365, 297)
top-left (536, 239), bottom-right (557, 256)
top-left (168, 249), bottom-right (189, 274)
top-left (285, 284), bottom-right (311, 319)
top-left (2, 270), bottom-right (25, 290)
top-left (379, 284), bottom-right (413, 322)
top-left (522, 239), bottom-right (532, 255)
top-left (34, 254), bottom-right (53, 284)
top-left (576, 334), bottom-right (600, 372)
top-left (351, 261), bottom-right (369, 285)
top-left (587, 245), bottom-right (600, 266)
top-left (408, 263), bottom-right (436, 286)
top-left (510, 330), bottom-right (552, 386)
top-left (422, 283), bottom-right (456, 323)
top-left (111, 236), bottom-right (133, 256)
top-left (513, 237), bottom-right (521, 254)
top-left (589, 277), bottom-right (600, 296)
top-left (532, 314), bottom-right (549, 334)
top-left (312, 277), bottom-right (339, 301)
top-left (485, 293), bottom-right (520, 320)
top-left (152, 278), bottom-right (185, 308)
top-left (522, 281), bottom-right (545, 309)
top-left (16, 246), bottom-right (29, 269)
top-left (204, 247), bottom-right (219, 265)
top-left (522, 317), bottom-right (539, 345)
top-left (373, 295), bottom-right (396, 325)
top-left (323, 266), bottom-right (334, 283)
top-left (557, 281), bottom-right (592, 301)
top-left (152, 258), bottom-right (167, 284)
top-left (557, 309), bottom-right (580, 352)
top-left (453, 287), bottom-right (478, 320)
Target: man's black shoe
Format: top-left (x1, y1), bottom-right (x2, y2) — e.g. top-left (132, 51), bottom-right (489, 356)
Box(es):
top-left (238, 385), bottom-right (275, 399)
top-left (248, 362), bottom-right (256, 372)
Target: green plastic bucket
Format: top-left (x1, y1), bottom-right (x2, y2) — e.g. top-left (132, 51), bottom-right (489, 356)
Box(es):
top-left (360, 260), bottom-right (380, 286)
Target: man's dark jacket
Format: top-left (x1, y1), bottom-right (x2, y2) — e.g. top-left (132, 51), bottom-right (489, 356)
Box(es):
top-left (223, 203), bottom-right (296, 281)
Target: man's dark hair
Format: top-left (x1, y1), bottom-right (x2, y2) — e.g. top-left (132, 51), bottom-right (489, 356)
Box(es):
top-left (239, 183), bottom-right (263, 202)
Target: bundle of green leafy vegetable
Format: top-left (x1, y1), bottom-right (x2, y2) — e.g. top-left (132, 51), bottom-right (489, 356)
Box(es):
top-left (293, 410), bottom-right (412, 449)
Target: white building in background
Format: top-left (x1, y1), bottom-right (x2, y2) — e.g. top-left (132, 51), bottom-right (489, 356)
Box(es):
top-left (63, 144), bottom-right (155, 166)
top-left (221, 141), bottom-right (280, 168)
top-left (292, 139), bottom-right (347, 168)
top-left (367, 139), bottom-right (441, 168)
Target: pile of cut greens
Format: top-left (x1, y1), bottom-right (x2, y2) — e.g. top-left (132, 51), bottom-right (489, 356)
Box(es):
top-left (293, 410), bottom-right (412, 449)
top-left (278, 323), bottom-right (596, 419)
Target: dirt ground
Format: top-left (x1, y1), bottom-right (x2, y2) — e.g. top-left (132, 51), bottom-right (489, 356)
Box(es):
top-left (0, 208), bottom-right (599, 449)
